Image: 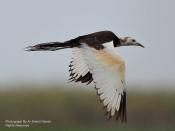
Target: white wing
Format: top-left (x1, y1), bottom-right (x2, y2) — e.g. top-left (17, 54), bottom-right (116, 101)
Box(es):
top-left (69, 42), bottom-right (127, 122)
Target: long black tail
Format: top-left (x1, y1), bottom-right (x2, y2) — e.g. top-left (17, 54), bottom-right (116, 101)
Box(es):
top-left (25, 40), bottom-right (79, 51)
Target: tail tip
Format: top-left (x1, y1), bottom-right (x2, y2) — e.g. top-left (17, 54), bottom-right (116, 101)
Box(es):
top-left (25, 46), bottom-right (38, 51)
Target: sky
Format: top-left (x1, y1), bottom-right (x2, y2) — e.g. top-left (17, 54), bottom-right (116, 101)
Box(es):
top-left (0, 0), bottom-right (175, 88)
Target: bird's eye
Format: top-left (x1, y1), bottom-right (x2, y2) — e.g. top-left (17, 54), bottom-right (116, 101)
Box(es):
top-left (132, 39), bottom-right (136, 42)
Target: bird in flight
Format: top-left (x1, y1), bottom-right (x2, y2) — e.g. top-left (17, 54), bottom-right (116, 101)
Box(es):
top-left (26, 30), bottom-right (144, 122)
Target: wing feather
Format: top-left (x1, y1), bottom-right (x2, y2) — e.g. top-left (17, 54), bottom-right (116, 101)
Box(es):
top-left (80, 42), bottom-right (127, 122)
top-left (69, 47), bottom-right (93, 84)
top-left (69, 42), bottom-right (127, 122)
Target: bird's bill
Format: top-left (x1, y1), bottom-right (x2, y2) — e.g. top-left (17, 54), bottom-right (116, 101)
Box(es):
top-left (135, 43), bottom-right (145, 48)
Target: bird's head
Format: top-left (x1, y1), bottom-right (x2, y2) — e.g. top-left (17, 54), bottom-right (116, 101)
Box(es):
top-left (119, 37), bottom-right (144, 48)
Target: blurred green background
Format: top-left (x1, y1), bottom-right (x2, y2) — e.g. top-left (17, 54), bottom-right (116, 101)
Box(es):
top-left (0, 84), bottom-right (175, 131)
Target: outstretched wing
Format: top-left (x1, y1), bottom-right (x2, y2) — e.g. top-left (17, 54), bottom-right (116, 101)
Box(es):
top-left (69, 41), bottom-right (127, 122)
top-left (81, 42), bottom-right (127, 122)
